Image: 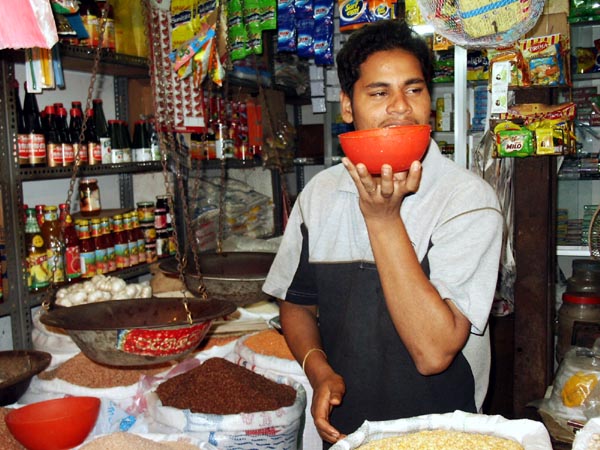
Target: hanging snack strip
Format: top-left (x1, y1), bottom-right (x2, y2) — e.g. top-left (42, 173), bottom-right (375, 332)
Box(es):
top-left (491, 102), bottom-right (577, 158)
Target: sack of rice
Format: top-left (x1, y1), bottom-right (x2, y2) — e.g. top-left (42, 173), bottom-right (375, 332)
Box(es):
top-left (229, 330), bottom-right (321, 450)
top-left (145, 357), bottom-right (306, 449)
top-left (572, 416), bottom-right (600, 450)
top-left (329, 410), bottom-right (552, 450)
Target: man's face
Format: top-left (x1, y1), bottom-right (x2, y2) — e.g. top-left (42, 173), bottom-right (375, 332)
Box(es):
top-left (340, 49), bottom-right (431, 130)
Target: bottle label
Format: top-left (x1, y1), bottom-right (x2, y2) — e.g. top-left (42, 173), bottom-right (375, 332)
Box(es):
top-left (75, 143), bottom-right (89, 164)
top-left (122, 147), bottom-right (132, 163)
top-left (47, 143), bottom-right (63, 167)
top-left (18, 134), bottom-right (31, 165)
top-left (100, 137), bottom-right (112, 164)
top-left (111, 148), bottom-right (124, 164)
top-left (30, 134), bottom-right (46, 164)
top-left (106, 246), bottom-right (117, 272)
top-left (28, 252), bottom-right (50, 289)
top-left (65, 245), bottom-right (81, 280)
top-left (89, 142), bottom-right (102, 164)
top-left (128, 241), bottom-right (139, 265)
top-left (81, 15), bottom-right (99, 47)
top-left (134, 147), bottom-right (153, 162)
top-left (46, 248), bottom-right (65, 283)
top-left (137, 239), bottom-right (146, 263)
top-left (80, 250), bottom-right (96, 278)
top-left (115, 242), bottom-right (130, 268)
top-left (62, 143), bottom-right (75, 166)
top-left (95, 248), bottom-right (108, 274)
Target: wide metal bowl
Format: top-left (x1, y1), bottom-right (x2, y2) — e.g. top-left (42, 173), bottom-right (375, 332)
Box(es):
top-left (0, 350), bottom-right (51, 406)
top-left (160, 252), bottom-right (276, 306)
top-left (39, 297), bottom-right (236, 367)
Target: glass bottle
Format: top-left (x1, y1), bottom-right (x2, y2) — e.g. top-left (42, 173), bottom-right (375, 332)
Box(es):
top-left (78, 219), bottom-right (96, 278)
top-left (112, 214), bottom-right (130, 269)
top-left (23, 85), bottom-right (46, 167)
top-left (44, 105), bottom-right (62, 167)
top-left (132, 120), bottom-right (152, 162)
top-left (96, 0), bottom-right (115, 51)
top-left (120, 120), bottom-right (132, 163)
top-left (79, 178), bottom-right (102, 216)
top-left (70, 106), bottom-right (88, 166)
top-left (14, 80), bottom-right (29, 167)
top-left (108, 119), bottom-right (123, 164)
top-left (41, 205), bottom-right (65, 284)
top-left (146, 118), bottom-right (161, 161)
top-left (123, 212), bottom-right (139, 266)
top-left (56, 107), bottom-right (75, 166)
top-left (62, 213), bottom-right (82, 282)
top-left (101, 217), bottom-right (116, 272)
top-left (25, 208), bottom-right (50, 291)
top-left (91, 218), bottom-right (108, 274)
top-left (85, 108), bottom-right (102, 165)
top-left (92, 98), bottom-right (111, 164)
top-left (79, 0), bottom-right (100, 48)
top-left (131, 213), bottom-right (146, 264)
top-left (35, 204), bottom-right (45, 228)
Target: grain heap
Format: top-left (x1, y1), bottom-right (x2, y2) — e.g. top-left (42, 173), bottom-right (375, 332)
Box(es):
top-left (244, 329), bottom-right (295, 360)
top-left (0, 407), bottom-right (24, 450)
top-left (357, 430), bottom-right (524, 450)
top-left (80, 432), bottom-right (199, 449)
top-left (38, 352), bottom-right (172, 388)
top-left (155, 357), bottom-right (296, 414)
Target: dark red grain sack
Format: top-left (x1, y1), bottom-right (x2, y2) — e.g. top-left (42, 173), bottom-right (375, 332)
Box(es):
top-left (155, 357), bottom-right (296, 415)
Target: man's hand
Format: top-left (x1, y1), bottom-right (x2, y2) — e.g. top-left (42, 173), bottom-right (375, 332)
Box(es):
top-left (311, 370), bottom-right (346, 443)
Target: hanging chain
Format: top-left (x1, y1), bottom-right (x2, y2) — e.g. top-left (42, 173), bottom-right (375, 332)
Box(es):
top-left (42, 4), bottom-right (110, 311)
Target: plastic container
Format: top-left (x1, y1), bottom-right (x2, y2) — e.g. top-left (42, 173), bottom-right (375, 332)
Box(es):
top-left (567, 259), bottom-right (600, 294)
top-left (556, 292), bottom-right (600, 363)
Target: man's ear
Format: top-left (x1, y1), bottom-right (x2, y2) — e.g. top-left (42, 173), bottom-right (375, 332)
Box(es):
top-left (340, 91), bottom-right (353, 124)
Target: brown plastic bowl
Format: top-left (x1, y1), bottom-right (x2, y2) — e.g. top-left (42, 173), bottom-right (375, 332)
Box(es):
top-left (0, 350), bottom-right (51, 406)
top-left (339, 125), bottom-right (431, 174)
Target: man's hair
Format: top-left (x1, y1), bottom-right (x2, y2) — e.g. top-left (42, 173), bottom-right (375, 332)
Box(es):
top-left (336, 19), bottom-right (433, 97)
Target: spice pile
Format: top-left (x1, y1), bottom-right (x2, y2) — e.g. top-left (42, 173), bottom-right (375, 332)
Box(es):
top-left (244, 329), bottom-right (295, 360)
top-left (156, 357), bottom-right (296, 414)
top-left (39, 352), bottom-right (173, 388)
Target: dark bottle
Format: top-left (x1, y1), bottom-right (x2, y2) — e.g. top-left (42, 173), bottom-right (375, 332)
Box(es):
top-left (101, 217), bottom-right (116, 272)
top-left (14, 80), bottom-right (29, 167)
top-left (120, 120), bottom-right (132, 163)
top-left (155, 195), bottom-right (172, 228)
top-left (44, 105), bottom-right (63, 167)
top-left (85, 108), bottom-right (102, 165)
top-left (23, 85), bottom-right (46, 167)
top-left (25, 208), bottom-right (50, 291)
top-left (56, 107), bottom-right (75, 167)
top-left (92, 98), bottom-right (111, 164)
top-left (41, 205), bottom-right (65, 284)
top-left (78, 219), bottom-right (96, 278)
top-left (108, 119), bottom-right (123, 164)
top-left (62, 213), bottom-right (82, 282)
top-left (70, 107), bottom-right (88, 165)
top-left (132, 120), bottom-right (152, 162)
top-left (146, 119), bottom-right (161, 161)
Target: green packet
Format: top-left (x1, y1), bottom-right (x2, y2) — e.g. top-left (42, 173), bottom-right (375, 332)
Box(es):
top-left (496, 129), bottom-right (534, 158)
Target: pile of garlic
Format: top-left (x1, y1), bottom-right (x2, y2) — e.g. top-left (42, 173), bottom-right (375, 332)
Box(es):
top-left (55, 275), bottom-right (152, 307)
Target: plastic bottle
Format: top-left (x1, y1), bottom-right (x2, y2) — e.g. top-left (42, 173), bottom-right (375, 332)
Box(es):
top-left (41, 205), bottom-right (65, 284)
top-left (112, 214), bottom-right (130, 268)
top-left (92, 98), bottom-right (111, 164)
top-left (91, 218), bottom-right (108, 274)
top-left (70, 106), bottom-right (88, 165)
top-left (78, 219), bottom-right (96, 278)
top-left (23, 86), bottom-right (46, 167)
top-left (62, 213), bottom-right (82, 282)
top-left (25, 208), bottom-right (50, 291)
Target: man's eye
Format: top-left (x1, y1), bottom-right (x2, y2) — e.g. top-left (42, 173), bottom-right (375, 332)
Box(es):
top-left (407, 87), bottom-right (424, 95)
top-left (371, 91), bottom-right (387, 97)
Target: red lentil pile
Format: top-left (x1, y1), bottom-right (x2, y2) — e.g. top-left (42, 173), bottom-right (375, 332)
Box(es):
top-left (244, 329), bottom-right (295, 360)
top-left (0, 407), bottom-right (25, 449)
top-left (156, 357), bottom-right (296, 414)
top-left (39, 353), bottom-right (173, 388)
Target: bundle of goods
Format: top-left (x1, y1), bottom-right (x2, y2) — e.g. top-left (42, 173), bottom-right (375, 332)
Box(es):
top-left (189, 177), bottom-right (274, 251)
top-left (537, 340), bottom-right (600, 444)
top-left (54, 275), bottom-right (151, 306)
top-left (492, 102), bottom-right (577, 158)
top-left (329, 410), bottom-right (552, 449)
top-left (145, 357), bottom-right (306, 449)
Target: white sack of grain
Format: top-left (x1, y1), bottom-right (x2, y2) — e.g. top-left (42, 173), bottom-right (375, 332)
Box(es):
top-left (573, 416), bottom-right (600, 450)
top-left (330, 410), bottom-right (552, 450)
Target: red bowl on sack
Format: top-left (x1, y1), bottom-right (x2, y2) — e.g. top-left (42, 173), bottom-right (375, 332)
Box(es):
top-left (338, 125), bottom-right (431, 174)
top-left (5, 396), bottom-right (100, 450)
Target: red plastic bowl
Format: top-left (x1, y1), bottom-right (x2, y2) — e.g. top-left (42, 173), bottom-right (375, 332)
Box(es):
top-left (5, 396), bottom-right (100, 450)
top-left (339, 125), bottom-right (431, 174)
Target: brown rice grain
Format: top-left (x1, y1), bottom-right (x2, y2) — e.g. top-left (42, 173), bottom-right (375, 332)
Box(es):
top-left (0, 407), bottom-right (26, 449)
top-left (38, 352), bottom-right (173, 388)
top-left (244, 329), bottom-right (295, 360)
top-left (80, 432), bottom-right (199, 449)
